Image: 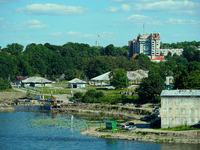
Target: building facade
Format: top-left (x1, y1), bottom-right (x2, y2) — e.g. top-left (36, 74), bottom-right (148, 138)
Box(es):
top-left (160, 48), bottom-right (183, 56)
top-left (160, 90), bottom-right (200, 128)
top-left (129, 33), bottom-right (160, 57)
top-left (129, 33), bottom-right (184, 59)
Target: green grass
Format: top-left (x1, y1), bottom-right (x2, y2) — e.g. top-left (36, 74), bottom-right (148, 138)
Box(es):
top-left (158, 125), bottom-right (200, 131)
top-left (52, 82), bottom-right (68, 87)
top-left (0, 88), bottom-right (20, 92)
top-left (37, 87), bottom-right (72, 94)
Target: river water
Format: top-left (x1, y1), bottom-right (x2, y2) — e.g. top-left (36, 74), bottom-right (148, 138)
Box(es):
top-left (0, 111), bottom-right (199, 150)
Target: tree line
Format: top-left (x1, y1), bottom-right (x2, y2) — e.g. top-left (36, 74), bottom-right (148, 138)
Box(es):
top-left (0, 41), bottom-right (200, 96)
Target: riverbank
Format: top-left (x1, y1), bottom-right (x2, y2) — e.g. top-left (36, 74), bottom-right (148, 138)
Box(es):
top-left (81, 127), bottom-right (200, 144)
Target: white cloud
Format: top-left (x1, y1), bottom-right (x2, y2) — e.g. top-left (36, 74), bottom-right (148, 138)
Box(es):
top-left (110, 0), bottom-right (155, 2)
top-left (105, 4), bottom-right (132, 12)
top-left (50, 32), bottom-right (62, 36)
top-left (0, 17), bottom-right (5, 21)
top-left (127, 14), bottom-right (150, 22)
top-left (66, 31), bottom-right (81, 35)
top-left (24, 20), bottom-right (42, 24)
top-left (66, 31), bottom-right (95, 38)
top-left (15, 4), bottom-right (89, 16)
top-left (166, 18), bottom-right (200, 25)
top-left (134, 0), bottom-right (200, 15)
top-left (0, 20), bottom-right (49, 31)
top-left (82, 34), bottom-right (94, 37)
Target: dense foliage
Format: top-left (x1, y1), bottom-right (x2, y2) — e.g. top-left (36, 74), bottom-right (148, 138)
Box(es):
top-left (0, 40), bottom-right (200, 103)
top-left (109, 69), bottom-right (128, 89)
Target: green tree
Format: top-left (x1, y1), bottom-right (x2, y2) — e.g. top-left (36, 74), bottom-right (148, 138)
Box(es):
top-left (109, 69), bottom-right (128, 89)
top-left (4, 43), bottom-right (24, 56)
top-left (105, 44), bottom-right (116, 56)
top-left (136, 73), bottom-right (165, 104)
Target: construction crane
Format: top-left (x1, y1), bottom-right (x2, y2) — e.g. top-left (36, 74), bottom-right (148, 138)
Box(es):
top-left (51, 94), bottom-right (60, 108)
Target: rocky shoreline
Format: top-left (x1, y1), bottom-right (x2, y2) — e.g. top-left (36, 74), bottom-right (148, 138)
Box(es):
top-left (80, 127), bottom-right (200, 144)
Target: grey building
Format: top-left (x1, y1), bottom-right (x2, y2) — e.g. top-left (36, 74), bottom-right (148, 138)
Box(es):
top-left (161, 90), bottom-right (200, 128)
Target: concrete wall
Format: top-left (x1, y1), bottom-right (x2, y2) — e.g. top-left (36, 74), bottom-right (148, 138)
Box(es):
top-left (161, 96), bottom-right (200, 128)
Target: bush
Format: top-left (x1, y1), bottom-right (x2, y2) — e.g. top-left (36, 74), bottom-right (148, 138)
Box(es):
top-left (74, 92), bottom-right (82, 99)
top-left (0, 78), bottom-right (11, 91)
top-left (95, 91), bottom-right (104, 98)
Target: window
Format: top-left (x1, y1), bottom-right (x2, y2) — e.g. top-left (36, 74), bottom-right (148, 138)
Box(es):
top-left (195, 100), bottom-right (198, 106)
top-left (169, 108), bottom-right (172, 114)
top-left (195, 109), bottom-right (199, 115)
top-left (195, 118), bottom-right (199, 124)
top-left (169, 100), bottom-right (172, 106)
top-left (182, 118), bottom-right (186, 124)
top-left (163, 109), bottom-right (166, 115)
top-left (163, 117), bottom-right (166, 124)
top-left (163, 100), bottom-right (166, 106)
top-left (189, 109), bottom-right (192, 115)
top-left (169, 118), bottom-right (173, 124)
top-left (176, 100), bottom-right (179, 106)
top-left (182, 100), bottom-right (185, 106)
top-left (181, 109), bottom-right (185, 115)
top-left (176, 109), bottom-right (179, 115)
top-left (176, 117), bottom-right (179, 123)
top-left (188, 118), bottom-right (192, 124)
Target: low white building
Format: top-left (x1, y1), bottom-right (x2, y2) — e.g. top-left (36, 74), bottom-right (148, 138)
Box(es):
top-left (21, 76), bottom-right (52, 87)
top-left (68, 78), bottom-right (86, 88)
top-left (161, 90), bottom-right (200, 128)
top-left (160, 48), bottom-right (184, 56)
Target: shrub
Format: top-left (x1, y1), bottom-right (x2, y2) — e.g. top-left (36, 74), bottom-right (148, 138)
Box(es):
top-left (74, 92), bottom-right (82, 99)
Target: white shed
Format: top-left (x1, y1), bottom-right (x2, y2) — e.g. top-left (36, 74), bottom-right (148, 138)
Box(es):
top-left (68, 78), bottom-right (86, 88)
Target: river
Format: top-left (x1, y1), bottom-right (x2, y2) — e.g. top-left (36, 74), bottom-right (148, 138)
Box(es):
top-left (0, 111), bottom-right (199, 150)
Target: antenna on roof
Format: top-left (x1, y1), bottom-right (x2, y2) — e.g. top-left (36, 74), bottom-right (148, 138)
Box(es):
top-left (143, 23), bottom-right (145, 35)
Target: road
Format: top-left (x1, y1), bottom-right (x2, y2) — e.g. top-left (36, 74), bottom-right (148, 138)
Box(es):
top-left (13, 88), bottom-right (71, 102)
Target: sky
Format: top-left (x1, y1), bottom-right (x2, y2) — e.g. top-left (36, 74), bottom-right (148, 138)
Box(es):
top-left (0, 0), bottom-right (200, 49)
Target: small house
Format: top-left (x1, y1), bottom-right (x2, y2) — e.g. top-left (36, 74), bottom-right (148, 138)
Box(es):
top-left (68, 78), bottom-right (86, 88)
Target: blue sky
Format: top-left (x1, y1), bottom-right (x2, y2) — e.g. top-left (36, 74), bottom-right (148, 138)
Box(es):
top-left (0, 0), bottom-right (200, 49)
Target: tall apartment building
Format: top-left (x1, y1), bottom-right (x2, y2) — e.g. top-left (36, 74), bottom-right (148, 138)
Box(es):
top-left (129, 33), bottom-right (184, 60)
top-left (129, 33), bottom-right (160, 57)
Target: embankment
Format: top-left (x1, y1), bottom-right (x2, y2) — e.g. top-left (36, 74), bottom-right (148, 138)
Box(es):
top-left (53, 103), bottom-right (152, 120)
top-left (81, 127), bottom-right (200, 144)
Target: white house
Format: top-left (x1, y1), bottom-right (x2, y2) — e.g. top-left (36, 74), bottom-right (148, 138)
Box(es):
top-left (68, 78), bottom-right (86, 88)
top-left (21, 76), bottom-right (52, 87)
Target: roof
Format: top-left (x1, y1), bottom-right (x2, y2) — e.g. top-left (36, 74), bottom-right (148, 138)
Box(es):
top-left (22, 76), bottom-right (52, 83)
top-left (161, 90), bottom-right (200, 97)
top-left (90, 72), bottom-right (111, 81)
top-left (90, 69), bottom-right (148, 81)
top-left (68, 78), bottom-right (86, 84)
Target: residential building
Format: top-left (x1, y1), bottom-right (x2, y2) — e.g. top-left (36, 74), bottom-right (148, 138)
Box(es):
top-left (68, 78), bottom-right (86, 88)
top-left (129, 33), bottom-right (184, 60)
top-left (129, 33), bottom-right (160, 57)
top-left (160, 90), bottom-right (200, 128)
top-left (160, 48), bottom-right (184, 56)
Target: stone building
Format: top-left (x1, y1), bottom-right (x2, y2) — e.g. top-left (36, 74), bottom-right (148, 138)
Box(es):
top-left (160, 90), bottom-right (200, 128)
